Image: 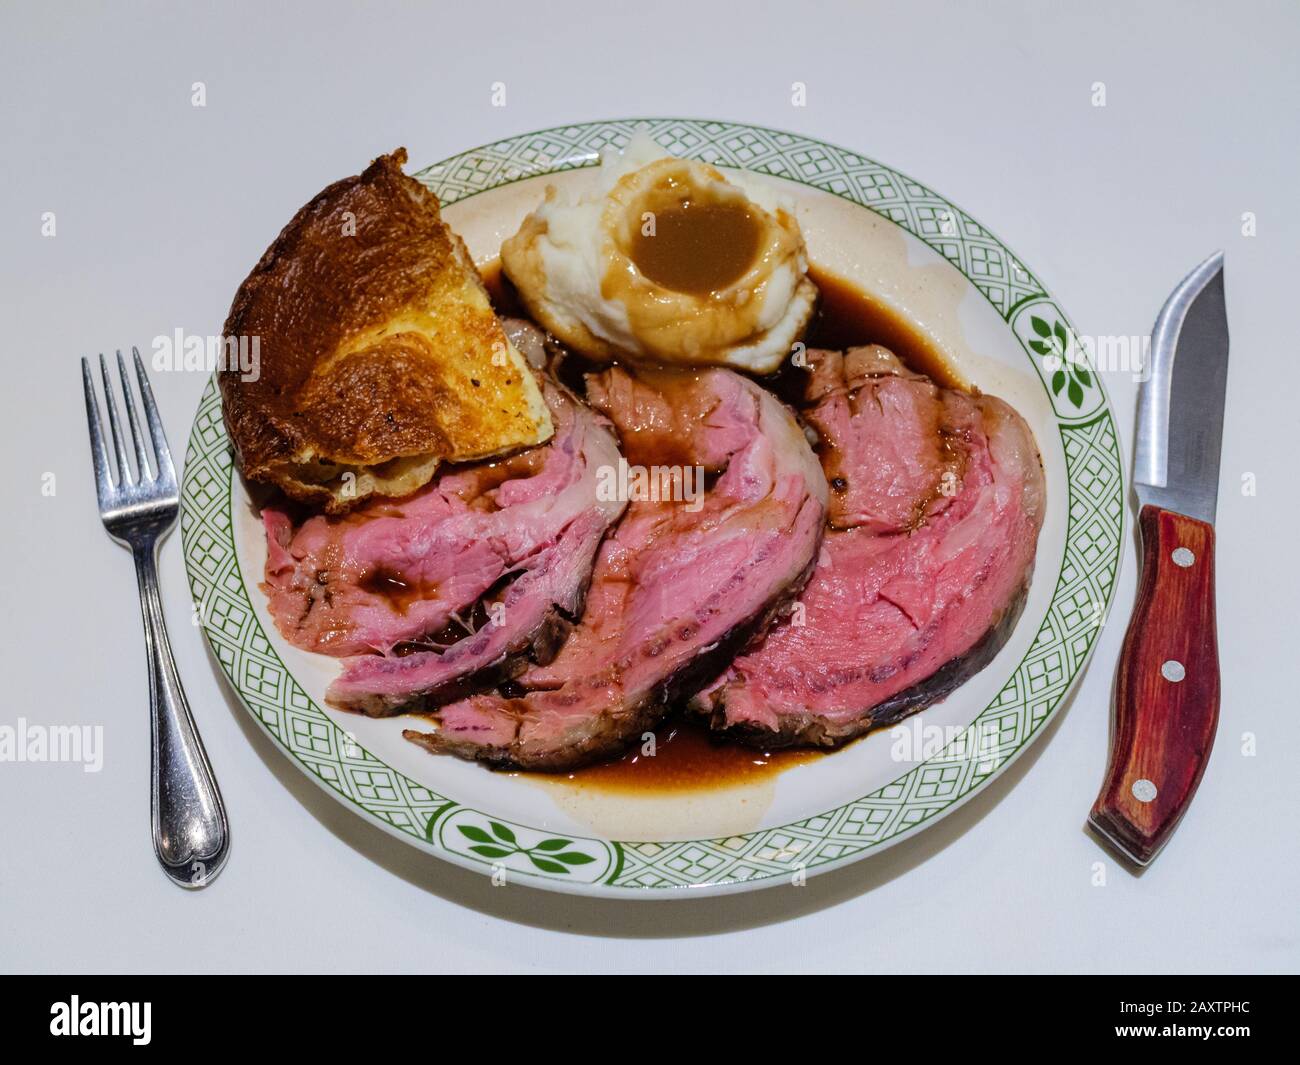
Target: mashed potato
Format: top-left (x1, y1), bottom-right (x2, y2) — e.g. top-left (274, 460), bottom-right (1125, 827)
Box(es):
top-left (501, 134), bottom-right (817, 373)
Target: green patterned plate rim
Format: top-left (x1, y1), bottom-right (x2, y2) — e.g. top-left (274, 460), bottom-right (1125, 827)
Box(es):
top-left (181, 118), bottom-right (1124, 897)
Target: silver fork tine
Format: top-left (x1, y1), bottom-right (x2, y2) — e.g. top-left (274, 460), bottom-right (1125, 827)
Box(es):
top-left (131, 346), bottom-right (176, 487)
top-left (99, 353), bottom-right (134, 487)
top-left (117, 349), bottom-right (153, 481)
top-left (81, 357), bottom-right (115, 500)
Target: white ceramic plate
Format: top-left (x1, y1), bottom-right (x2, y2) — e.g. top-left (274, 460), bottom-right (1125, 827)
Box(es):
top-left (181, 118), bottom-right (1124, 897)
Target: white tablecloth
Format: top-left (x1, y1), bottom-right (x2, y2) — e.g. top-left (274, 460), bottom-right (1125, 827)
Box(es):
top-left (1, 0), bottom-right (1295, 973)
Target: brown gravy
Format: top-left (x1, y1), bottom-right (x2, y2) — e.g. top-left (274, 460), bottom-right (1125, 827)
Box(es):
top-left (357, 568), bottom-right (435, 615)
top-left (483, 261), bottom-right (526, 317)
top-left (804, 265), bottom-right (965, 390)
top-left (629, 202), bottom-right (762, 295)
top-left (517, 719), bottom-right (820, 793)
top-left (476, 258), bottom-right (955, 794)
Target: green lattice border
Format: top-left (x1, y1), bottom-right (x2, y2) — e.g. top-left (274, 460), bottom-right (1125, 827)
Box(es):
top-left (181, 119), bottom-right (1124, 897)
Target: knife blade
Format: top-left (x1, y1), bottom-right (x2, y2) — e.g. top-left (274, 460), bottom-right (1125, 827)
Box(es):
top-left (1088, 251), bottom-right (1228, 866)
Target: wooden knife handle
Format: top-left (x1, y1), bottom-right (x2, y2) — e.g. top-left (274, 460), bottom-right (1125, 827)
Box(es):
top-left (1089, 504), bottom-right (1220, 865)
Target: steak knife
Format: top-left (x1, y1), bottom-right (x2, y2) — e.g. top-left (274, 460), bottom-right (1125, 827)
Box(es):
top-left (1088, 251), bottom-right (1229, 866)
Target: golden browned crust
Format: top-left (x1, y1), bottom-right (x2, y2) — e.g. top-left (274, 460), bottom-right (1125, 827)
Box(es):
top-left (220, 148), bottom-right (551, 512)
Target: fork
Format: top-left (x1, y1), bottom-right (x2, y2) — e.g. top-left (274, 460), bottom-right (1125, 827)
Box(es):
top-left (81, 348), bottom-right (230, 888)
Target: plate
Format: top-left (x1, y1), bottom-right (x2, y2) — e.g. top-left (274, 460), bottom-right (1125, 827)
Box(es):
top-left (181, 118), bottom-right (1124, 897)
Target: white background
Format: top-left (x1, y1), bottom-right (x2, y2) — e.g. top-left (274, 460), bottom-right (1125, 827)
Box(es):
top-left (1, 0), bottom-right (1296, 974)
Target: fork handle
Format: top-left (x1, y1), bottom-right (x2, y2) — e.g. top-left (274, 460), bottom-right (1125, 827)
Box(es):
top-left (132, 540), bottom-right (230, 887)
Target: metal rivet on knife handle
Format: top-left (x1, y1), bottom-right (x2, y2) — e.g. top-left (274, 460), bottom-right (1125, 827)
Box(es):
top-left (1131, 779), bottom-right (1158, 804)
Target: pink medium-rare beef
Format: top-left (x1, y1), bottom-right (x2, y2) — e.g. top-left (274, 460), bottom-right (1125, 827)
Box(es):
top-left (804, 347), bottom-right (965, 533)
top-left (691, 346), bottom-right (1045, 747)
top-left (261, 379), bottom-right (606, 656)
top-left (403, 365), bottom-right (829, 771)
top-left (261, 446), bottom-right (552, 656)
top-left (326, 503), bottom-right (615, 713)
top-left (262, 353), bottom-right (626, 709)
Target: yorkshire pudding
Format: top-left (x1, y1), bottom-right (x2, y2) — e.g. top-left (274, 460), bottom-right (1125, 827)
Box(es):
top-left (221, 149), bottom-right (551, 513)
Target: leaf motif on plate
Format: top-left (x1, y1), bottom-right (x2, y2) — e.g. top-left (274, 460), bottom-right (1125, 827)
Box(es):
top-left (455, 820), bottom-right (595, 875)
